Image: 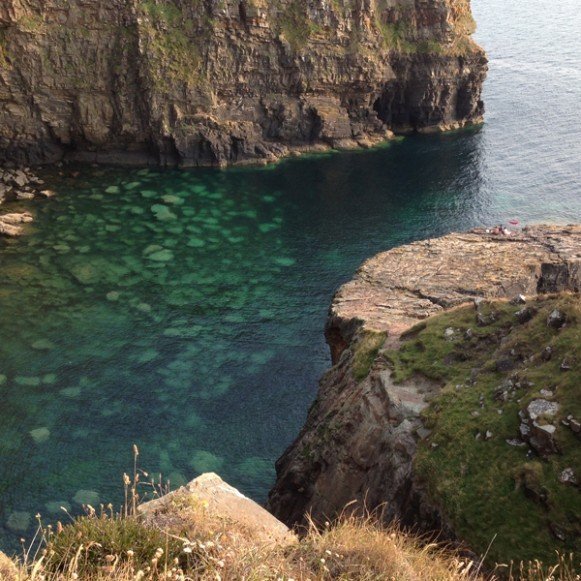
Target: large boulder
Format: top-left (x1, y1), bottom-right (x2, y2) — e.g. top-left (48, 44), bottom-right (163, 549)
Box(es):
top-left (139, 473), bottom-right (295, 547)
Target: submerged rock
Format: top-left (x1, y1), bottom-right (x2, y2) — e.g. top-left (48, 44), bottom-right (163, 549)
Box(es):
top-left (45, 500), bottom-right (72, 514)
top-left (73, 490), bottom-right (100, 506)
top-left (6, 511), bottom-right (31, 532)
top-left (30, 427), bottom-right (50, 443)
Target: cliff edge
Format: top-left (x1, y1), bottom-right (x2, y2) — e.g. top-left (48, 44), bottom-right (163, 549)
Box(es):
top-left (0, 0), bottom-right (486, 167)
top-left (268, 224), bottom-right (581, 564)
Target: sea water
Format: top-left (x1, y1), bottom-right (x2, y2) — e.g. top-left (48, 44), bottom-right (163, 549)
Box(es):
top-left (0, 0), bottom-right (579, 551)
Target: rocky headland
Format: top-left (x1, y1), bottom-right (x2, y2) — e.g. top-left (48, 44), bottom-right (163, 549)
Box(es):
top-left (268, 224), bottom-right (581, 564)
top-left (0, 0), bottom-right (486, 167)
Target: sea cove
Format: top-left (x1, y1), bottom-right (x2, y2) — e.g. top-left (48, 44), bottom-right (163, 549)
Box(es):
top-left (0, 0), bottom-right (580, 557)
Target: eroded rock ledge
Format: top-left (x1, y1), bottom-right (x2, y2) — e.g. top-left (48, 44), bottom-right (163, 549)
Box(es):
top-left (0, 0), bottom-right (486, 167)
top-left (267, 225), bottom-right (581, 530)
top-left (327, 225), bottom-right (581, 362)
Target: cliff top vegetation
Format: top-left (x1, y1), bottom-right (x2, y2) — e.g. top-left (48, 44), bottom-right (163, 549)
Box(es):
top-left (386, 293), bottom-right (580, 565)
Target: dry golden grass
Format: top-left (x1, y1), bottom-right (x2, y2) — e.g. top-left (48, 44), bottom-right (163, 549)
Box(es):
top-left (9, 513), bottom-right (580, 580)
top-left (6, 448), bottom-right (579, 580)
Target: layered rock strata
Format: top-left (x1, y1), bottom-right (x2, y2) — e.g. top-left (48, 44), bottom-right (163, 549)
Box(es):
top-left (267, 225), bottom-right (581, 529)
top-left (0, 0), bottom-right (486, 167)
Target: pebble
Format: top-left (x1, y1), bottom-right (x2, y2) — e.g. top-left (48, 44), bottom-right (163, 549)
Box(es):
top-left (189, 450), bottom-right (224, 473)
top-left (558, 468), bottom-right (577, 485)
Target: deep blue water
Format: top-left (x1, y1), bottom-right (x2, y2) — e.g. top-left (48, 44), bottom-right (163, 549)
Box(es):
top-left (0, 0), bottom-right (579, 551)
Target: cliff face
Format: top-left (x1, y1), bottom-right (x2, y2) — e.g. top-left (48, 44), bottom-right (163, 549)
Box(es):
top-left (0, 0), bottom-right (486, 167)
top-left (267, 225), bottom-right (581, 535)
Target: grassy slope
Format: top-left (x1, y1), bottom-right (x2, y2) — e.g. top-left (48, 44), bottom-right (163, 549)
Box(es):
top-left (11, 513), bottom-right (494, 580)
top-left (387, 294), bottom-right (581, 565)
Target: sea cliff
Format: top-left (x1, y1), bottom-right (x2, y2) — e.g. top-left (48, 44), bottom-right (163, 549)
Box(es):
top-left (0, 0), bottom-right (486, 167)
top-left (268, 224), bottom-right (581, 564)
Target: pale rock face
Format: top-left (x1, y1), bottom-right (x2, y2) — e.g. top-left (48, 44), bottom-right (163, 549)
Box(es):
top-left (0, 0), bottom-right (486, 166)
top-left (139, 473), bottom-right (295, 547)
top-left (267, 225), bottom-right (581, 530)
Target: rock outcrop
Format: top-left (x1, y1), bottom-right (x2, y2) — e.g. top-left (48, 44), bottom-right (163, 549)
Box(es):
top-left (0, 166), bottom-right (52, 237)
top-left (0, 0), bottom-right (486, 167)
top-left (0, 211), bottom-right (33, 237)
top-left (139, 472), bottom-right (295, 547)
top-left (267, 225), bottom-right (581, 529)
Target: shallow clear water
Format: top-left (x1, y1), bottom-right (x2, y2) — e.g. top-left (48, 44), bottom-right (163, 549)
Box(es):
top-left (0, 0), bottom-right (580, 551)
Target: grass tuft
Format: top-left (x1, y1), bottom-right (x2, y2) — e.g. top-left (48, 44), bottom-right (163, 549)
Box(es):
top-left (352, 330), bottom-right (387, 381)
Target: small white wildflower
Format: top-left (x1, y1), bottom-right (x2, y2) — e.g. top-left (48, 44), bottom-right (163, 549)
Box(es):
top-left (320, 558), bottom-right (326, 564)
top-left (183, 547), bottom-right (193, 554)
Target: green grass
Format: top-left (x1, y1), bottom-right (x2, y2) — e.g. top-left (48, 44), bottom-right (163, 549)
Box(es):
top-left (386, 294), bottom-right (581, 565)
top-left (376, 21), bottom-right (417, 53)
top-left (138, 0), bottom-right (201, 90)
top-left (352, 331), bottom-right (387, 381)
top-left (278, 0), bottom-right (320, 51)
top-left (141, 0), bottom-right (183, 26)
top-left (43, 513), bottom-right (186, 577)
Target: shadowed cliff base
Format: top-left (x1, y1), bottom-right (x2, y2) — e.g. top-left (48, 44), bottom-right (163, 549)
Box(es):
top-left (0, 0), bottom-right (486, 167)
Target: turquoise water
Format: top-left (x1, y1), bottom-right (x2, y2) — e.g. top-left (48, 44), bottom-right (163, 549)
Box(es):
top-left (0, 0), bottom-right (580, 551)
